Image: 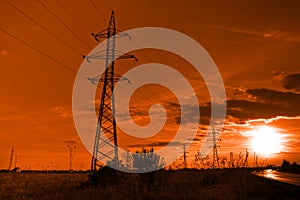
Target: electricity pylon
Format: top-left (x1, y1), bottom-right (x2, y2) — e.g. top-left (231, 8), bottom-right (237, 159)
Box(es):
top-left (67, 142), bottom-right (76, 171)
top-left (8, 147), bottom-right (14, 170)
top-left (211, 126), bottom-right (220, 169)
top-left (84, 11), bottom-right (136, 171)
top-left (183, 144), bottom-right (187, 169)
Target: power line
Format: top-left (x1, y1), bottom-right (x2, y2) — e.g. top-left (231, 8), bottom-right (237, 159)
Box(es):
top-left (37, 0), bottom-right (93, 50)
top-left (85, 9), bottom-right (203, 165)
top-left (56, 0), bottom-right (91, 34)
top-left (102, 0), bottom-right (112, 13)
top-left (2, 0), bottom-right (82, 56)
top-left (1, 4), bottom-right (150, 116)
top-left (0, 27), bottom-right (114, 95)
top-left (90, 0), bottom-right (108, 22)
top-left (81, 6), bottom-right (161, 106)
top-left (97, 6), bottom-right (201, 159)
top-left (89, 3), bottom-right (171, 105)
top-left (93, 2), bottom-right (175, 105)
top-left (0, 26), bottom-right (103, 91)
top-left (0, 27), bottom-right (77, 74)
top-left (87, 3), bottom-right (180, 118)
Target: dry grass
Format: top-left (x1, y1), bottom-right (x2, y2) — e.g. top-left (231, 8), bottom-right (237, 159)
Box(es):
top-left (0, 169), bottom-right (299, 200)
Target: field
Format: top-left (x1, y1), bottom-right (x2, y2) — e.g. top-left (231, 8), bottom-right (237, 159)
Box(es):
top-left (1, 169), bottom-right (300, 200)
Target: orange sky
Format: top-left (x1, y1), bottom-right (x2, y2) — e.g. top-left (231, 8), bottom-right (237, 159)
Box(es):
top-left (1, 0), bottom-right (300, 170)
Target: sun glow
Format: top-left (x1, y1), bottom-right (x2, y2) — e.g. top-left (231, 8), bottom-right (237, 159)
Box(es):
top-left (249, 126), bottom-right (284, 156)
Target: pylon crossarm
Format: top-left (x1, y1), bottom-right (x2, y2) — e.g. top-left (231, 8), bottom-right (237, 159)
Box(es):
top-left (82, 51), bottom-right (110, 61)
top-left (87, 77), bottom-right (99, 85)
top-left (87, 73), bottom-right (130, 85)
top-left (83, 51), bottom-right (136, 63)
top-left (91, 31), bottom-right (110, 41)
top-left (116, 29), bottom-right (130, 36)
top-left (83, 54), bottom-right (107, 60)
top-left (92, 28), bottom-right (131, 41)
top-left (117, 53), bottom-right (138, 61)
top-left (115, 31), bottom-right (131, 39)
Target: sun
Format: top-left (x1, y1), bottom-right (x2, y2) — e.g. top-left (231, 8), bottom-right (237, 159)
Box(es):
top-left (249, 126), bottom-right (283, 156)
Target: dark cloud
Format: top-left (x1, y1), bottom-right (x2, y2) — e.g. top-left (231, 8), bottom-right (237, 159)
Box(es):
top-left (227, 99), bottom-right (276, 121)
top-left (64, 140), bottom-right (77, 144)
top-left (165, 88), bottom-right (300, 125)
top-left (282, 73), bottom-right (300, 92)
top-left (246, 88), bottom-right (300, 106)
top-left (127, 141), bottom-right (181, 148)
top-left (227, 88), bottom-right (300, 122)
top-left (126, 88), bottom-right (300, 126)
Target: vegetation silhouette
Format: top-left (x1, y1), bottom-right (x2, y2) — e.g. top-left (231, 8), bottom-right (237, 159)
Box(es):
top-left (280, 159), bottom-right (300, 174)
top-left (131, 147), bottom-right (165, 172)
top-left (2, 169), bottom-right (300, 199)
top-left (85, 148), bottom-right (167, 189)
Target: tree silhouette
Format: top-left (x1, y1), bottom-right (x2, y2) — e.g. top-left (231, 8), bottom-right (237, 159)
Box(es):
top-left (132, 148), bottom-right (165, 172)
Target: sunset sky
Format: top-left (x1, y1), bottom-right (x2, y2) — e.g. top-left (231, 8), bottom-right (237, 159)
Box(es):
top-left (1, 0), bottom-right (300, 170)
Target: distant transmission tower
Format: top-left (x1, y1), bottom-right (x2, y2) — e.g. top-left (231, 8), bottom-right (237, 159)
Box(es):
top-left (8, 147), bottom-right (14, 170)
top-left (67, 142), bottom-right (76, 171)
top-left (211, 126), bottom-right (220, 169)
top-left (243, 148), bottom-right (249, 167)
top-left (84, 11), bottom-right (136, 171)
top-left (183, 144), bottom-right (187, 169)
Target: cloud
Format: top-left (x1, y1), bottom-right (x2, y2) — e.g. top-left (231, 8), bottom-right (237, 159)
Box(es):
top-left (211, 25), bottom-right (263, 37)
top-left (262, 31), bottom-right (286, 40)
top-left (247, 88), bottom-right (300, 104)
top-left (50, 106), bottom-right (72, 118)
top-left (228, 116), bottom-right (300, 126)
top-left (118, 87), bottom-right (300, 130)
top-left (262, 31), bottom-right (300, 42)
top-left (127, 141), bottom-right (182, 148)
top-left (263, 116), bottom-right (300, 123)
top-left (271, 69), bottom-right (286, 82)
top-left (210, 25), bottom-right (300, 43)
top-left (131, 88), bottom-right (300, 126)
top-left (225, 88), bottom-right (300, 122)
top-left (282, 73), bottom-right (300, 92)
top-left (1, 50), bottom-right (8, 56)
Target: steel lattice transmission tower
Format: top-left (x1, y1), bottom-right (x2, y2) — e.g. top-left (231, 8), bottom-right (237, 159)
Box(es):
top-left (8, 147), bottom-right (14, 170)
top-left (84, 11), bottom-right (136, 171)
top-left (211, 126), bottom-right (221, 169)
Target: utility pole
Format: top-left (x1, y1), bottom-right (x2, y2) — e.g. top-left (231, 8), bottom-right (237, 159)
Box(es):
top-left (243, 148), bottom-right (249, 167)
top-left (67, 143), bottom-right (76, 171)
top-left (8, 147), bottom-right (14, 170)
top-left (85, 11), bottom-right (137, 171)
top-left (183, 144), bottom-right (187, 169)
